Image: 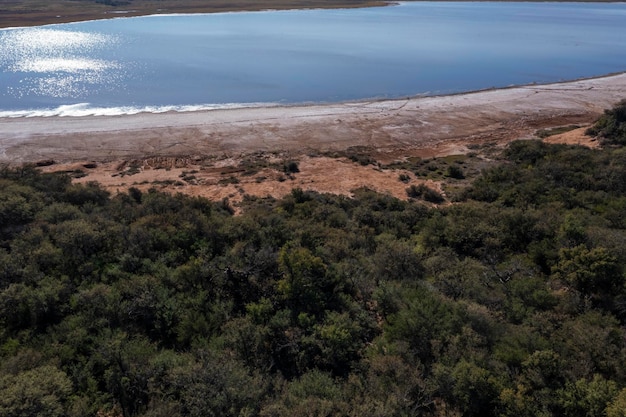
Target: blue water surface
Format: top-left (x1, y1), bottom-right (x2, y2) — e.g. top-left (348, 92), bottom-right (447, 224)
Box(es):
top-left (1, 2), bottom-right (625, 116)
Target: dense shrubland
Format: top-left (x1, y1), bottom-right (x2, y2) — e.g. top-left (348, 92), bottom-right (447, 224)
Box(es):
top-left (2, 107), bottom-right (626, 416)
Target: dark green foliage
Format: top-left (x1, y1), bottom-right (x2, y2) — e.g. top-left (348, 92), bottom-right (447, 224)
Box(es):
top-left (464, 139), bottom-right (626, 207)
top-left (64, 181), bottom-right (110, 207)
top-left (586, 99), bottom-right (626, 145)
top-left (0, 364), bottom-right (72, 417)
top-left (383, 154), bottom-right (482, 182)
top-left (446, 164), bottom-right (465, 179)
top-left (283, 160), bottom-right (300, 174)
top-left (406, 183), bottom-right (445, 203)
top-left (3, 118), bottom-right (626, 416)
top-left (345, 146), bottom-right (377, 166)
top-left (386, 287), bottom-right (462, 364)
top-left (398, 173), bottom-right (411, 183)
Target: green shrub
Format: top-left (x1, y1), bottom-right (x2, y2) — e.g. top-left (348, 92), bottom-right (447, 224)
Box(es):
top-left (406, 184), bottom-right (445, 203)
top-left (586, 99), bottom-right (626, 145)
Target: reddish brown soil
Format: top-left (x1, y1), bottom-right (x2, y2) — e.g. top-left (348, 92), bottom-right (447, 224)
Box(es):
top-left (4, 74), bottom-right (625, 210)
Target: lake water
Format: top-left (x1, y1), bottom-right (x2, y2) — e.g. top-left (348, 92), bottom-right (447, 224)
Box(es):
top-left (1, 2), bottom-right (626, 117)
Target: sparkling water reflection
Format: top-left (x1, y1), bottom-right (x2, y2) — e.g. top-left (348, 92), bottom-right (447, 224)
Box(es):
top-left (0, 28), bottom-right (121, 99)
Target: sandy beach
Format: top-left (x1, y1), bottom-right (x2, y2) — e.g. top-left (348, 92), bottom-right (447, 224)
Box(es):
top-left (2, 73), bottom-right (625, 206)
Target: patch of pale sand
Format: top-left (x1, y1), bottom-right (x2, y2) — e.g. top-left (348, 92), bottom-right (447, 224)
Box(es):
top-left (48, 156), bottom-right (442, 211)
top-left (543, 127), bottom-right (600, 148)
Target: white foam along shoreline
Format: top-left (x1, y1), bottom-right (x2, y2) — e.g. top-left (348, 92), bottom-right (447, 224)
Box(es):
top-left (1, 71), bottom-right (625, 119)
top-left (0, 102), bottom-right (281, 118)
top-left (0, 72), bottom-right (624, 134)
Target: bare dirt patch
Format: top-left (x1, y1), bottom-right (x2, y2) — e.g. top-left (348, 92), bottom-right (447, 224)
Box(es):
top-left (7, 74), bottom-right (626, 208)
top-left (42, 155), bottom-right (444, 212)
top-left (542, 126), bottom-right (600, 148)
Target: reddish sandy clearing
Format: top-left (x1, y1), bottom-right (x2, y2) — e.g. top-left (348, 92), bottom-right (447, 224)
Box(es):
top-left (7, 73), bottom-right (626, 208)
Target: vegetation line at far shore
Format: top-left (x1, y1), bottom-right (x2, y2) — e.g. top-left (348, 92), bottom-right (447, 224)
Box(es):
top-left (1, 0), bottom-right (622, 29)
top-left (0, 0), bottom-right (388, 29)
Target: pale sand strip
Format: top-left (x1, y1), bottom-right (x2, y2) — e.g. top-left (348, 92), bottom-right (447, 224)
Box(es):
top-left (1, 73), bottom-right (626, 164)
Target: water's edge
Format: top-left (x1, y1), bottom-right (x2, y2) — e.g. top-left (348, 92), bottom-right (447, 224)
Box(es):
top-left (2, 70), bottom-right (625, 119)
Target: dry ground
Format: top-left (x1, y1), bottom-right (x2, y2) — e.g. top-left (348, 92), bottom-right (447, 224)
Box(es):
top-left (41, 155), bottom-right (444, 208)
top-left (3, 73), bottom-right (625, 210)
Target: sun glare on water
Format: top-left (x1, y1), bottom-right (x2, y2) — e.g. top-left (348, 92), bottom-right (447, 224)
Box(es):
top-left (0, 28), bottom-right (122, 99)
top-left (12, 57), bottom-right (120, 73)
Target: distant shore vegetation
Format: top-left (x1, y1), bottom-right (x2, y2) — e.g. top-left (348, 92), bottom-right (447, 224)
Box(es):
top-left (0, 0), bottom-right (621, 29)
top-left (0, 0), bottom-right (386, 29)
top-left (2, 101), bottom-right (626, 416)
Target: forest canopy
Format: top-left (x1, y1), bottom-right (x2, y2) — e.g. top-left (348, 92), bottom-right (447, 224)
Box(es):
top-left (2, 104), bottom-right (626, 416)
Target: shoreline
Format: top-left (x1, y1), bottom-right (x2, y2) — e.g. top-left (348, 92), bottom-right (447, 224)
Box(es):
top-left (0, 6), bottom-right (383, 31)
top-left (2, 71), bottom-right (625, 119)
top-left (1, 0), bottom-right (623, 30)
top-left (0, 0), bottom-right (388, 30)
top-left (2, 72), bottom-right (626, 165)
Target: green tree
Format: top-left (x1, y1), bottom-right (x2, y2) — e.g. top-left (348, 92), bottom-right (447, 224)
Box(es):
top-left (0, 365), bottom-right (72, 417)
top-left (385, 288), bottom-right (461, 365)
top-left (499, 350), bottom-right (564, 417)
top-left (607, 388), bottom-right (626, 417)
top-left (552, 245), bottom-right (623, 298)
top-left (348, 354), bottom-right (433, 416)
top-left (586, 99), bottom-right (626, 145)
top-left (451, 361), bottom-right (500, 417)
top-left (314, 311), bottom-right (369, 376)
top-left (558, 374), bottom-right (618, 417)
top-left (277, 244), bottom-right (333, 316)
top-left (372, 234), bottom-right (423, 282)
top-left (260, 370), bottom-right (347, 417)
top-left (169, 352), bottom-right (266, 417)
